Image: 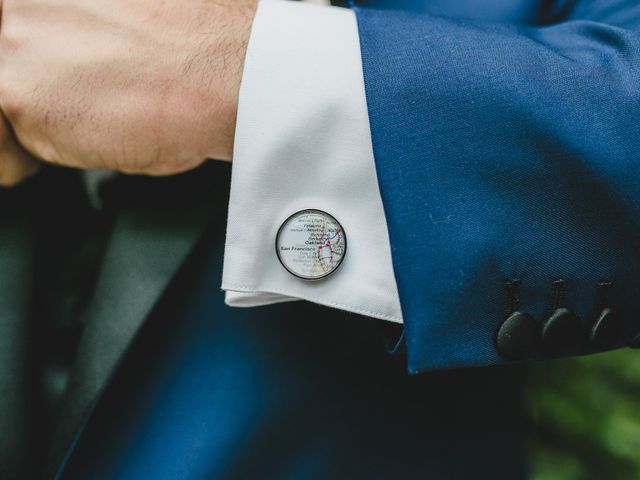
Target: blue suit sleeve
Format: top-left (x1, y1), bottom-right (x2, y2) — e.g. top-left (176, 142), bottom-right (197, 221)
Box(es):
top-left (354, 1), bottom-right (640, 372)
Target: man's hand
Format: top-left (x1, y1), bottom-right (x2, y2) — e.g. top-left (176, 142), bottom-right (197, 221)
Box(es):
top-left (0, 0), bottom-right (257, 185)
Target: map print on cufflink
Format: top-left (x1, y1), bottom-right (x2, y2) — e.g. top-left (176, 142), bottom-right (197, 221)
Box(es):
top-left (276, 209), bottom-right (347, 280)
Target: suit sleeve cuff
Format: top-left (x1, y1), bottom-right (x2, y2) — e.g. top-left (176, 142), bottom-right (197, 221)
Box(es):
top-left (221, 0), bottom-right (403, 324)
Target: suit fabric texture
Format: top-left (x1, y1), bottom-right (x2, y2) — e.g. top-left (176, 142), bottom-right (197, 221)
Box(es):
top-left (356, 0), bottom-right (640, 372)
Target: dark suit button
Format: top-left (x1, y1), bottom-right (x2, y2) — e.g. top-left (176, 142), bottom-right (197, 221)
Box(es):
top-left (589, 308), bottom-right (622, 350)
top-left (496, 312), bottom-right (540, 360)
top-left (541, 308), bottom-right (582, 357)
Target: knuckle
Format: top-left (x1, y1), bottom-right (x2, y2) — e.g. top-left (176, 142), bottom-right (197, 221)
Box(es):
top-left (0, 75), bottom-right (35, 124)
top-left (1, 89), bottom-right (25, 122)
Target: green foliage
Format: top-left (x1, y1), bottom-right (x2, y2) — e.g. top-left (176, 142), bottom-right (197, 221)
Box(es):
top-left (527, 350), bottom-right (640, 480)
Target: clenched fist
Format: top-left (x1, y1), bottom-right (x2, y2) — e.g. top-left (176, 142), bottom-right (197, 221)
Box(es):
top-left (0, 0), bottom-right (257, 185)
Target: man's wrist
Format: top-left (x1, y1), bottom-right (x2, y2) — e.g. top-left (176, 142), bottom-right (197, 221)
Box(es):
top-left (0, 0), bottom-right (259, 181)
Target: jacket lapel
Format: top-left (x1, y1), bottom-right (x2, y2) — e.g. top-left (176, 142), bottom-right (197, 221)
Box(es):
top-left (47, 163), bottom-right (229, 477)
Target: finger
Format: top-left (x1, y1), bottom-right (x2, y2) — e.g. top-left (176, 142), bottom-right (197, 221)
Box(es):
top-left (0, 114), bottom-right (39, 187)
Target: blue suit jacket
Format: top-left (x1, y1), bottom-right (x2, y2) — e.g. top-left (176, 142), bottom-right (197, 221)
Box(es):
top-left (356, 0), bottom-right (640, 372)
top-left (52, 0), bottom-right (640, 478)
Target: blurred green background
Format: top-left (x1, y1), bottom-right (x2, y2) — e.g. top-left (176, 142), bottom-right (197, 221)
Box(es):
top-left (527, 349), bottom-right (640, 480)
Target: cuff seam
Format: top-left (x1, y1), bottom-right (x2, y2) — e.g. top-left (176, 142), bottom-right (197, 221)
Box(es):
top-left (223, 283), bottom-right (402, 322)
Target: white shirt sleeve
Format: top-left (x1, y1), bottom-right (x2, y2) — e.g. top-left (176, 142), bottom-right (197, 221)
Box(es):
top-left (221, 0), bottom-right (404, 324)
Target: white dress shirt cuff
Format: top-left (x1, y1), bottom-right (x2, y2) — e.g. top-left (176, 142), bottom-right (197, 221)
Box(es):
top-left (221, 0), bottom-right (403, 324)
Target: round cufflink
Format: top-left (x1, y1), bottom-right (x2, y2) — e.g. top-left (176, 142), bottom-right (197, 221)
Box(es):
top-left (275, 209), bottom-right (347, 280)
